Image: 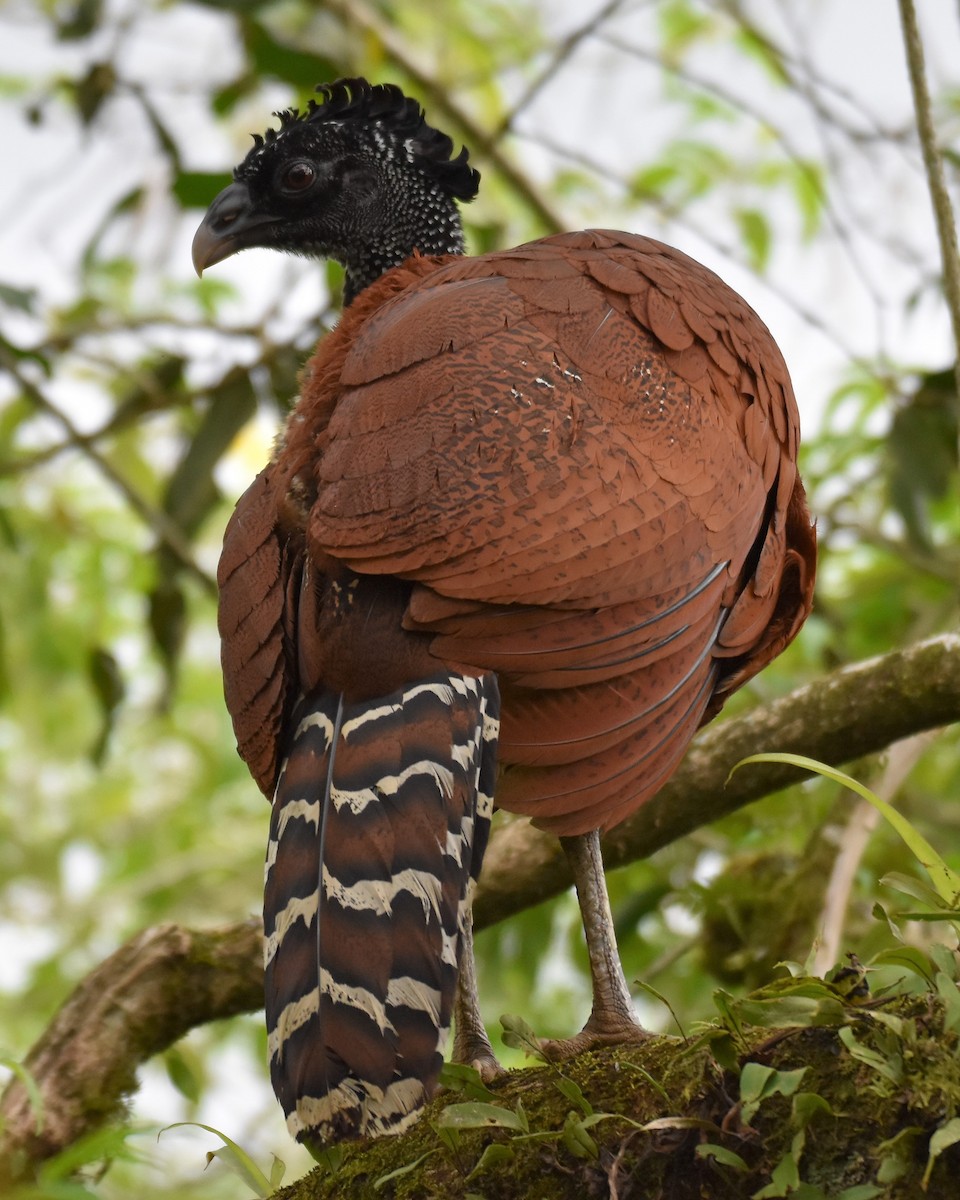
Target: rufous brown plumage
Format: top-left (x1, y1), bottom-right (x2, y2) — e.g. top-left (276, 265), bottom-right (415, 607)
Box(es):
top-left (195, 78), bottom-right (816, 1148)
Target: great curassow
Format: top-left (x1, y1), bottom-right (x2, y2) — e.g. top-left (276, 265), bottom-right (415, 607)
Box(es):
top-left (193, 78), bottom-right (816, 1147)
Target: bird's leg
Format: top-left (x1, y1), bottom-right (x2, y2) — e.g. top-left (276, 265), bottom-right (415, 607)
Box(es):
top-left (540, 828), bottom-right (650, 1060)
top-left (452, 896), bottom-right (503, 1082)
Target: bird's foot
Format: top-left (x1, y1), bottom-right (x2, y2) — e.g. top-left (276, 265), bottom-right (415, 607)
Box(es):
top-left (538, 1013), bottom-right (652, 1062)
top-left (452, 1029), bottom-right (506, 1083)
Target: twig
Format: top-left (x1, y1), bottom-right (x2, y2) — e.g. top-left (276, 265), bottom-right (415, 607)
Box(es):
top-left (0, 347), bottom-right (216, 596)
top-left (495, 0), bottom-right (631, 139)
top-left (897, 0), bottom-right (960, 456)
top-left (322, 0), bottom-right (567, 234)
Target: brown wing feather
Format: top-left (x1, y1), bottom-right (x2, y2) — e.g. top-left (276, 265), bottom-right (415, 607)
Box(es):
top-left (218, 465), bottom-right (302, 797)
top-left (235, 230), bottom-right (815, 832)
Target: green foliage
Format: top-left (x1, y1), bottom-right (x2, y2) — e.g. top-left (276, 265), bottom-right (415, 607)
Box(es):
top-left (347, 962), bottom-right (960, 1198)
top-left (734, 754), bottom-right (960, 907)
top-left (160, 1124), bottom-right (284, 1197)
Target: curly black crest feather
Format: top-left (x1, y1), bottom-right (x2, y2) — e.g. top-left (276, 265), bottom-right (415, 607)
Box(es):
top-left (248, 77), bottom-right (480, 202)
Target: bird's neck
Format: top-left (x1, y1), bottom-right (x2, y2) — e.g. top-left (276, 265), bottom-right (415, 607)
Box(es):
top-left (341, 181), bottom-right (465, 305)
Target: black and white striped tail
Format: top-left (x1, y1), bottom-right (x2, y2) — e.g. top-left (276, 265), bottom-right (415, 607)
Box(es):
top-left (263, 671), bottom-right (500, 1145)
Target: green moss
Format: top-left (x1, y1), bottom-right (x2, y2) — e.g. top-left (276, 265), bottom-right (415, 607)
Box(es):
top-left (272, 994), bottom-right (960, 1200)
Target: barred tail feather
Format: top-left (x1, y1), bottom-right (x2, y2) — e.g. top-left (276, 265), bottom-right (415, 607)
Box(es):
top-left (263, 670), bottom-right (500, 1145)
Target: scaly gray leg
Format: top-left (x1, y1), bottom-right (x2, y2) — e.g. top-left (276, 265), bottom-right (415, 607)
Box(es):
top-left (541, 828), bottom-right (650, 1059)
top-left (452, 896), bottom-right (503, 1081)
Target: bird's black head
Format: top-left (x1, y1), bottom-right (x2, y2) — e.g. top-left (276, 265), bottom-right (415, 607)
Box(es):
top-left (192, 78), bottom-right (480, 304)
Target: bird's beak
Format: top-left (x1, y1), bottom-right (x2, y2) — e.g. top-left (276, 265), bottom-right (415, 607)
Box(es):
top-left (192, 181), bottom-right (277, 276)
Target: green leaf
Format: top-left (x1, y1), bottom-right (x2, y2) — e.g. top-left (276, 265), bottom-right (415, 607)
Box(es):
top-left (712, 987), bottom-right (746, 1039)
top-left (733, 994), bottom-right (847, 1030)
top-left (936, 971), bottom-right (960, 1034)
top-left (71, 61), bottom-right (116, 125)
top-left (928, 942), bottom-right (960, 981)
top-left (212, 73), bottom-right (256, 116)
top-left (740, 1063), bottom-right (807, 1125)
top-left (163, 1046), bottom-right (202, 1104)
top-left (499, 1012), bottom-right (545, 1060)
top-left (469, 1142), bottom-right (515, 1176)
top-left (880, 871), bottom-right (951, 909)
top-left (695, 1142), bottom-right (750, 1172)
top-left (872, 901), bottom-right (906, 942)
top-left (753, 1141), bottom-right (800, 1197)
top-left (562, 1111), bottom-right (599, 1160)
top-left (865, 1009), bottom-right (908, 1040)
top-left (40, 1125), bottom-right (143, 1180)
top-left (630, 162), bottom-right (680, 200)
top-left (837, 1027), bottom-right (902, 1085)
top-left (554, 1076), bottom-right (593, 1116)
top-left (871, 946), bottom-right (937, 988)
top-left (658, 0), bottom-right (713, 57)
top-left (57, 0), bottom-right (103, 39)
top-left (877, 1125), bottom-right (926, 1182)
top-left (437, 1101), bottom-right (529, 1133)
top-left (923, 1117), bottom-right (960, 1189)
top-left (306, 1143), bottom-right (344, 1172)
top-left (173, 171), bottom-right (233, 209)
top-left (634, 979), bottom-right (687, 1037)
top-left (434, 1122), bottom-right (461, 1154)
top-left (243, 20), bottom-right (338, 88)
top-left (792, 1092), bottom-right (834, 1125)
top-left (0, 282), bottom-right (37, 312)
top-left (787, 159), bottom-right (826, 238)
top-left (731, 754), bottom-right (960, 905)
top-left (0, 1054), bottom-right (44, 1133)
top-left (440, 1061), bottom-right (502, 1103)
top-left (160, 1123), bottom-right (272, 1198)
top-left (269, 1155), bottom-right (286, 1190)
top-left (637, 1116), bottom-right (724, 1134)
top-left (733, 26), bottom-right (789, 84)
top-left (136, 90), bottom-right (182, 169)
top-left (619, 1060), bottom-right (673, 1104)
top-left (735, 207), bottom-right (772, 272)
top-left (715, 974), bottom-right (850, 1031)
top-left (374, 1150), bottom-right (437, 1190)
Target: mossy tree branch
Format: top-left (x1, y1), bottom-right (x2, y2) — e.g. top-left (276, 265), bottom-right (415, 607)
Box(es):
top-left (1, 633), bottom-right (958, 1182)
top-left (0, 921), bottom-right (263, 1188)
top-left (269, 994), bottom-right (960, 1200)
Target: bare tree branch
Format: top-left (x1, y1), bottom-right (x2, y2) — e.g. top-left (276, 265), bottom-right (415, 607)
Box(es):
top-left (2, 634), bottom-right (958, 1181)
top-left (898, 0), bottom-right (960, 449)
top-left (0, 347), bottom-right (217, 596)
top-left (496, 0), bottom-right (631, 138)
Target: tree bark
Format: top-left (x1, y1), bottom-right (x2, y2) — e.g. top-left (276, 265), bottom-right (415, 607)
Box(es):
top-left (0, 920), bottom-right (262, 1187)
top-left (2, 632), bottom-right (958, 1183)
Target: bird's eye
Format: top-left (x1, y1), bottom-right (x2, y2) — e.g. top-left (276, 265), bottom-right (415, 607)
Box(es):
top-left (280, 162), bottom-right (316, 193)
